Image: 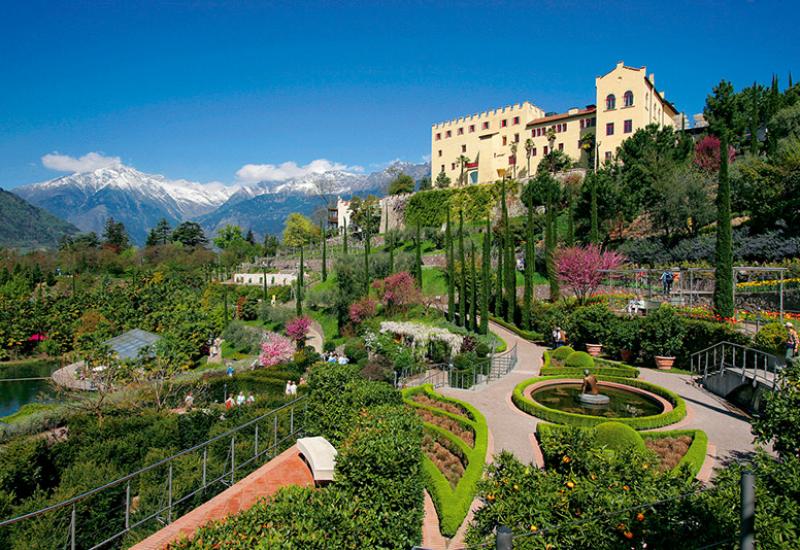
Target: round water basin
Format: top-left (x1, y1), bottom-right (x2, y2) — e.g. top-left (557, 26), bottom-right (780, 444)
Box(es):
top-left (529, 382), bottom-right (664, 419)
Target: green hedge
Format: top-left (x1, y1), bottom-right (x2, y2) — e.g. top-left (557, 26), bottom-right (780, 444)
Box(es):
top-left (488, 316), bottom-right (544, 343)
top-left (539, 350), bottom-right (639, 378)
top-left (403, 384), bottom-right (488, 537)
top-left (405, 184), bottom-right (500, 228)
top-left (535, 423), bottom-right (708, 478)
top-left (513, 375), bottom-right (686, 430)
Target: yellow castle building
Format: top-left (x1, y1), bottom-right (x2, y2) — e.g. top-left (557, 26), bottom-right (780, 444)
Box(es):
top-left (431, 61), bottom-right (680, 185)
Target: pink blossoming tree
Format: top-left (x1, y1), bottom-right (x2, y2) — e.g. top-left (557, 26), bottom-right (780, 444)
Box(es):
top-left (349, 297), bottom-right (378, 325)
top-left (285, 316), bottom-right (312, 349)
top-left (372, 271), bottom-right (421, 314)
top-left (694, 135), bottom-right (735, 173)
top-left (259, 332), bottom-right (294, 367)
top-left (555, 245), bottom-right (626, 304)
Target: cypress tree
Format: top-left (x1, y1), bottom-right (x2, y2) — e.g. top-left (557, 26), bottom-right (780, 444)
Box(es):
top-left (446, 209), bottom-right (455, 322)
top-left (480, 215), bottom-right (490, 334)
top-left (343, 219), bottom-right (348, 256)
top-left (565, 193), bottom-right (575, 247)
top-left (494, 238), bottom-right (503, 316)
top-left (364, 210), bottom-right (371, 296)
top-left (296, 246), bottom-right (304, 315)
top-left (714, 131), bottom-right (734, 317)
top-left (589, 175), bottom-right (599, 245)
top-left (470, 240), bottom-right (478, 333)
top-left (545, 178), bottom-right (560, 302)
top-left (388, 230), bottom-right (395, 274)
top-left (415, 223), bottom-right (423, 288)
top-left (749, 82), bottom-right (760, 156)
top-left (320, 220), bottom-right (327, 282)
top-left (501, 179), bottom-right (515, 322)
top-left (458, 210), bottom-right (467, 327)
top-left (522, 198), bottom-right (535, 330)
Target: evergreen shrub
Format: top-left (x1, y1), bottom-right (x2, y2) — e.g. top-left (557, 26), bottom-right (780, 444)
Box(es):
top-left (594, 421), bottom-right (646, 453)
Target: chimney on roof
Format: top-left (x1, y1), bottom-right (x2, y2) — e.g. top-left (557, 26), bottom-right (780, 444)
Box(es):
top-left (568, 108), bottom-right (578, 115)
top-left (616, 60), bottom-right (624, 69)
top-left (649, 73), bottom-right (655, 86)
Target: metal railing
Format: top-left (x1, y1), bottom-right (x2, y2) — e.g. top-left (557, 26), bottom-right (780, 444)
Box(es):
top-left (396, 343), bottom-right (518, 391)
top-left (0, 397), bottom-right (307, 550)
top-left (690, 341), bottom-right (783, 390)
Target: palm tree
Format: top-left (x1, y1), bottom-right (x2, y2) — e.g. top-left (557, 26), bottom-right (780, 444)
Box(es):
top-left (524, 138), bottom-right (534, 178)
top-left (457, 155), bottom-right (470, 187)
top-left (546, 127), bottom-right (556, 156)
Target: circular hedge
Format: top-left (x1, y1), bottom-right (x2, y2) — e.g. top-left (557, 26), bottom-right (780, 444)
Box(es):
top-left (551, 346), bottom-right (575, 362)
top-left (595, 421), bottom-right (646, 453)
top-left (565, 351), bottom-right (594, 369)
top-left (512, 375), bottom-right (686, 430)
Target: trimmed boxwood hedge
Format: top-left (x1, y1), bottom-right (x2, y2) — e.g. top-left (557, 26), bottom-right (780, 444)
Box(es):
top-left (489, 316), bottom-right (544, 343)
top-left (540, 350), bottom-right (640, 378)
top-left (551, 346), bottom-right (575, 361)
top-left (535, 423), bottom-right (708, 478)
top-left (403, 384), bottom-right (488, 537)
top-left (513, 375), bottom-right (686, 430)
top-left (565, 350), bottom-right (595, 369)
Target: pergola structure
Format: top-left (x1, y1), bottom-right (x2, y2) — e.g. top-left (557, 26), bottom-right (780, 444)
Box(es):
top-left (597, 266), bottom-right (790, 323)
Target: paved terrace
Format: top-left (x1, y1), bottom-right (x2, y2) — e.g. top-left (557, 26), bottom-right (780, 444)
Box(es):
top-left (131, 446), bottom-right (313, 550)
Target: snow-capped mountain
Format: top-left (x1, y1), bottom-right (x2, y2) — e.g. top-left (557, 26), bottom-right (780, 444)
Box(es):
top-left (14, 165), bottom-right (237, 244)
top-left (228, 161), bottom-right (431, 205)
top-left (200, 161), bottom-right (431, 237)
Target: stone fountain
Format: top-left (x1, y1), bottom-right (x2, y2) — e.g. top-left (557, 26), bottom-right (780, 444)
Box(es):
top-left (578, 369), bottom-right (610, 405)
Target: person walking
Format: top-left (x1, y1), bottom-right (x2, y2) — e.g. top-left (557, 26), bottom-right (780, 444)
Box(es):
top-left (660, 270), bottom-right (673, 296)
top-left (285, 380), bottom-right (292, 396)
top-left (225, 396), bottom-right (234, 410)
top-left (226, 364), bottom-right (235, 378)
top-left (289, 380), bottom-right (298, 396)
top-left (236, 391), bottom-right (246, 406)
top-left (786, 322), bottom-right (799, 361)
top-left (247, 392), bottom-right (255, 405)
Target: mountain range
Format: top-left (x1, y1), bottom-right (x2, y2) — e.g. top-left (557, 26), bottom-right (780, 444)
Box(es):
top-left (0, 188), bottom-right (79, 249)
top-left (10, 161), bottom-right (430, 246)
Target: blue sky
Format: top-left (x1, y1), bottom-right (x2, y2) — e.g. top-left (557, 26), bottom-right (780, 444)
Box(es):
top-left (1, 0), bottom-right (798, 188)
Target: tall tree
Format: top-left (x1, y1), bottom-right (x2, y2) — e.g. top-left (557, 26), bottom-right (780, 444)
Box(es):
top-left (706, 80), bottom-right (738, 318)
top-left (501, 178), bottom-right (515, 322)
top-left (102, 217), bottom-right (130, 253)
top-left (418, 176), bottom-right (432, 191)
top-left (469, 240), bottom-right (477, 333)
top-left (147, 218), bottom-right (171, 247)
top-left (457, 155), bottom-right (470, 187)
top-left (245, 228), bottom-right (255, 245)
top-left (364, 205), bottom-right (371, 296)
top-left (524, 138), bottom-right (534, 177)
top-left (522, 197), bottom-right (536, 330)
top-left (446, 208), bottom-right (455, 322)
top-left (494, 237), bottom-right (504, 316)
top-left (320, 220), bottom-right (328, 282)
top-left (749, 82), bottom-right (761, 156)
top-left (435, 171), bottom-right (452, 189)
top-left (458, 210), bottom-right (466, 327)
top-left (480, 215), bottom-right (491, 335)
top-left (387, 173), bottom-right (415, 195)
top-left (296, 245), bottom-right (304, 315)
top-left (589, 175), bottom-right (600, 245)
top-left (414, 224), bottom-right (423, 288)
top-left (171, 221), bottom-right (207, 248)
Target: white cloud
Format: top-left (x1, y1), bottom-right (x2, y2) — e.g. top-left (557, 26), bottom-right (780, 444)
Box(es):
top-left (41, 151), bottom-right (122, 173)
top-left (235, 158), bottom-right (356, 183)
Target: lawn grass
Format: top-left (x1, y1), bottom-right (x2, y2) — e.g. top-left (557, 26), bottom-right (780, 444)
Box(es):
top-left (422, 267), bottom-right (448, 296)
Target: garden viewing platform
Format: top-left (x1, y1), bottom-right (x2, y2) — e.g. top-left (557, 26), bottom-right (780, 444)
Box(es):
top-left (131, 445), bottom-right (314, 550)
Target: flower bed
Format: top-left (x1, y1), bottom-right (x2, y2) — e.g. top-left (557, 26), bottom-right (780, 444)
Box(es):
top-left (411, 392), bottom-right (472, 420)
top-left (513, 375), bottom-right (686, 430)
top-left (403, 384), bottom-right (488, 537)
top-left (415, 407), bottom-right (475, 447)
top-left (422, 428), bottom-right (467, 489)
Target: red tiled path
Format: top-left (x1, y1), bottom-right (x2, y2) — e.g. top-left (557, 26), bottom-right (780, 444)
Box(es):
top-left (131, 445), bottom-right (314, 550)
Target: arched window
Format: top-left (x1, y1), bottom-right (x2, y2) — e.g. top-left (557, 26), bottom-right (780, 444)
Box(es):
top-left (606, 94), bottom-right (616, 110)
top-left (624, 90), bottom-right (634, 107)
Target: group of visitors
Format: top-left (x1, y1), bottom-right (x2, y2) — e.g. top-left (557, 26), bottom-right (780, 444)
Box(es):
top-left (225, 391), bottom-right (256, 410)
top-left (660, 270), bottom-right (679, 296)
top-left (284, 380), bottom-right (299, 396)
top-left (323, 351), bottom-right (349, 365)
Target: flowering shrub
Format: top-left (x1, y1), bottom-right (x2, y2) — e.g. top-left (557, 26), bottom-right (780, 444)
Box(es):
top-left (285, 316), bottom-right (311, 347)
top-left (556, 245), bottom-right (625, 303)
top-left (694, 134), bottom-right (735, 172)
top-left (380, 321), bottom-right (463, 358)
top-left (258, 332), bottom-right (294, 367)
top-left (349, 297), bottom-right (377, 325)
top-left (372, 271), bottom-right (421, 314)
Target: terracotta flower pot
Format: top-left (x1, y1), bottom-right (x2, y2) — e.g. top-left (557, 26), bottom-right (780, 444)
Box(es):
top-left (586, 344), bottom-right (603, 357)
top-left (620, 349), bottom-right (633, 363)
top-left (654, 355), bottom-right (675, 370)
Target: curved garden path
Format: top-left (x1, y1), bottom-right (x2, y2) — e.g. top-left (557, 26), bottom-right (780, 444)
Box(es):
top-left (307, 321), bottom-right (325, 354)
top-left (440, 320), bottom-right (546, 465)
